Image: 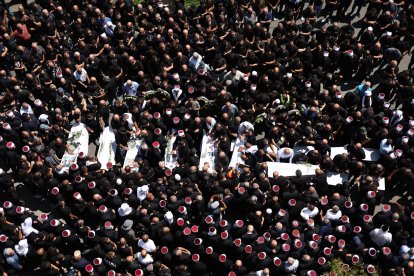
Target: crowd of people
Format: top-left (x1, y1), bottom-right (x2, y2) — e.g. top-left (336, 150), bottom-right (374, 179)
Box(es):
top-left (0, 0), bottom-right (414, 275)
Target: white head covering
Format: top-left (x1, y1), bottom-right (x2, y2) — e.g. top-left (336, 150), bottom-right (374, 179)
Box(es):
top-left (21, 217), bottom-right (39, 237)
top-left (137, 185), bottom-right (149, 201)
top-left (15, 239), bottom-right (29, 256)
top-left (118, 203), bottom-right (133, 216)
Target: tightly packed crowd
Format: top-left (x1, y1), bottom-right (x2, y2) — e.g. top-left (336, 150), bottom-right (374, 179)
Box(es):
top-left (0, 0), bottom-right (414, 275)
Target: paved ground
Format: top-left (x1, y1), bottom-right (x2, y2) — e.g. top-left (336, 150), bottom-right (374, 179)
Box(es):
top-left (3, 0), bottom-right (411, 217)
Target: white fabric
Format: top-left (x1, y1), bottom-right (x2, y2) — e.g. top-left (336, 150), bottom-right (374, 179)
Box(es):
top-left (97, 126), bottom-right (117, 170)
top-left (14, 239), bottom-right (29, 256)
top-left (370, 228), bottom-right (392, 247)
top-left (137, 185), bottom-right (149, 201)
top-left (300, 206), bottom-right (319, 220)
top-left (199, 131), bottom-right (218, 172)
top-left (238, 121), bottom-right (254, 135)
top-left (123, 138), bottom-right (142, 170)
top-left (379, 139), bottom-right (393, 155)
top-left (138, 239), bottom-right (157, 252)
top-left (327, 172), bottom-right (349, 186)
top-left (118, 203), bottom-right (133, 217)
top-left (21, 217), bottom-right (39, 237)
top-left (137, 252), bottom-right (154, 265)
top-left (267, 162), bottom-right (319, 177)
top-left (164, 134), bottom-right (177, 169)
top-left (325, 209), bottom-right (342, 221)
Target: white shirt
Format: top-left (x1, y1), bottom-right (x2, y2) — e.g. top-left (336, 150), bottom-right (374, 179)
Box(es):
top-left (123, 81), bottom-right (139, 96)
top-left (138, 239), bottom-right (157, 253)
top-left (284, 259), bottom-right (299, 272)
top-left (300, 206), bottom-right (319, 220)
top-left (136, 253), bottom-right (154, 265)
top-left (73, 68), bottom-right (88, 82)
top-left (369, 228), bottom-right (392, 247)
top-left (325, 209), bottom-right (342, 221)
top-left (379, 139), bottom-right (393, 155)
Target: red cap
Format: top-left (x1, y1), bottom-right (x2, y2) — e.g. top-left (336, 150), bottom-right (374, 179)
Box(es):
top-left (281, 233), bottom-right (289, 240)
top-left (235, 219), bottom-right (244, 227)
top-left (282, 243), bottom-right (290, 252)
top-left (382, 247), bottom-right (391, 255)
top-left (185, 197), bottom-right (192, 205)
top-left (183, 227), bottom-right (191, 235)
top-left (238, 187), bottom-right (245, 194)
top-left (352, 255), bottom-right (359, 264)
top-left (273, 257), bottom-right (282, 266)
top-left (165, 169), bottom-right (172, 176)
top-left (272, 185), bottom-right (280, 193)
top-left (219, 220), bottom-right (228, 228)
top-left (62, 230), bottom-right (71, 237)
top-left (3, 201), bottom-right (12, 209)
top-left (321, 198), bottom-right (329, 205)
top-left (50, 219), bottom-right (60, 227)
top-left (159, 200), bottom-right (167, 208)
top-left (234, 238), bottom-right (242, 247)
top-left (219, 254), bottom-right (227, 263)
top-left (341, 215), bottom-right (349, 223)
top-left (192, 254), bottom-right (200, 262)
top-left (288, 199), bottom-right (296, 206)
top-left (318, 257), bottom-right (326, 265)
top-left (22, 145), bottom-right (30, 153)
top-left (51, 187), bottom-right (59, 195)
top-left (221, 231), bottom-right (229, 240)
top-left (124, 188), bottom-right (133, 195)
top-left (360, 204), bottom-right (369, 212)
top-left (88, 182), bottom-right (96, 189)
top-left (369, 248), bottom-right (377, 256)
top-left (88, 231), bottom-right (95, 238)
top-left (312, 234), bottom-right (320, 241)
top-left (154, 112), bottom-right (161, 119)
top-left (292, 229), bottom-right (300, 238)
top-left (154, 128), bottom-right (162, 135)
top-left (257, 236), bottom-right (265, 244)
top-left (40, 213), bottom-right (48, 220)
top-left (152, 141), bottom-right (160, 148)
top-left (16, 206), bottom-right (25, 214)
top-left (258, 252), bottom-right (266, 260)
top-left (382, 204), bottom-right (391, 212)
top-left (188, 86), bottom-right (194, 93)
top-left (363, 214), bottom-right (372, 223)
top-left (99, 205), bottom-right (108, 213)
top-left (85, 264), bottom-right (94, 273)
top-left (161, 246), bottom-right (168, 254)
top-left (308, 271), bottom-right (317, 276)
top-left (173, 117), bottom-right (180, 124)
top-left (106, 162), bottom-right (113, 169)
top-left (353, 226), bottom-right (362, 233)
top-left (263, 232), bottom-right (271, 240)
top-left (191, 225), bottom-right (199, 233)
top-left (245, 245), bottom-right (252, 253)
top-left (6, 141), bottom-right (15, 149)
top-left (327, 235), bottom-right (336, 243)
top-left (176, 218), bottom-right (185, 227)
top-left (205, 216), bottom-right (214, 224)
top-left (206, 246), bottom-right (213, 255)
top-left (0, 235), bottom-right (7, 242)
top-left (338, 239), bottom-right (346, 248)
top-left (345, 201), bottom-right (353, 208)
top-left (194, 238), bottom-right (202, 246)
top-left (107, 271), bottom-right (116, 276)
top-left (75, 175), bottom-right (82, 183)
top-left (135, 269), bottom-right (144, 276)
top-left (295, 240), bottom-right (303, 248)
top-left (104, 221), bottom-right (113, 229)
top-left (93, 258), bottom-right (102, 266)
top-left (367, 264), bottom-right (375, 273)
top-left (70, 163), bottom-right (78, 170)
top-left (178, 206), bottom-right (186, 214)
top-left (323, 247), bottom-right (331, 255)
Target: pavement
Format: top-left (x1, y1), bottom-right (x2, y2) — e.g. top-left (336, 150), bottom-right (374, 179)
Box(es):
top-left (3, 1), bottom-right (411, 218)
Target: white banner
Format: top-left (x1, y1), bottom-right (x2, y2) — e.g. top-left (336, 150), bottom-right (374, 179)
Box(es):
top-left (123, 138), bottom-right (142, 171)
top-left (97, 126), bottom-right (117, 170)
top-left (267, 162), bottom-right (320, 177)
top-left (59, 123), bottom-right (89, 173)
top-left (164, 134), bottom-right (177, 169)
top-left (198, 132), bottom-right (218, 172)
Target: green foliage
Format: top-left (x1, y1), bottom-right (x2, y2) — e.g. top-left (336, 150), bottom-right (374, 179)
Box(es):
top-left (185, 0), bottom-right (201, 8)
top-left (324, 258), bottom-right (380, 276)
top-left (132, 0), bottom-right (145, 5)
